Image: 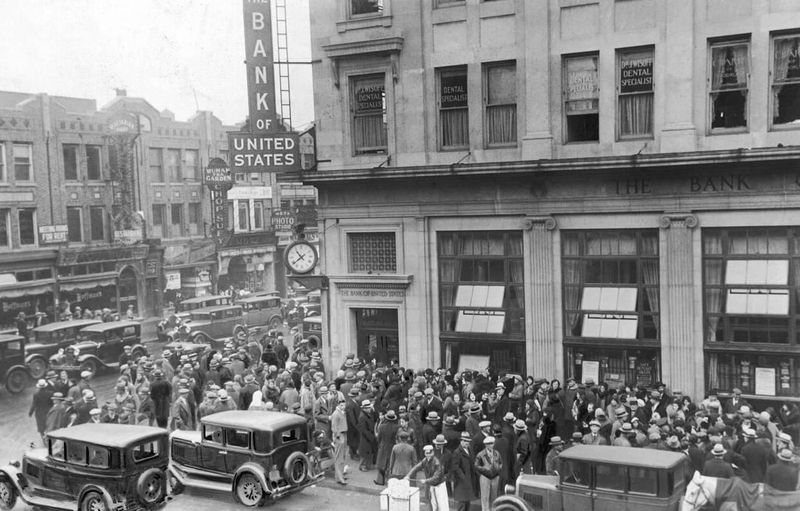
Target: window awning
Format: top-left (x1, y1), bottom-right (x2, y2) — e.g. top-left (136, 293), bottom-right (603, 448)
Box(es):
top-left (0, 283), bottom-right (54, 299)
top-left (59, 277), bottom-right (117, 292)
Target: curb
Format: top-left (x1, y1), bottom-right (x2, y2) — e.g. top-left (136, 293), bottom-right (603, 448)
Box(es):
top-left (316, 477), bottom-right (382, 496)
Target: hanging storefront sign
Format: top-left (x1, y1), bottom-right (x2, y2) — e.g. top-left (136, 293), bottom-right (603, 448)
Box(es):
top-left (242, 0), bottom-right (276, 133)
top-left (204, 158), bottom-right (234, 248)
top-left (165, 271), bottom-right (182, 290)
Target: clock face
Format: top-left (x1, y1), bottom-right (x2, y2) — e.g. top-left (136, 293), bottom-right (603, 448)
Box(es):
top-left (285, 242), bottom-right (318, 274)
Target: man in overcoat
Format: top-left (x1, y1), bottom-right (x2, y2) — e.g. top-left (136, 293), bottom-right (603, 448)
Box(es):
top-left (374, 409), bottom-right (399, 484)
top-left (451, 432), bottom-right (477, 511)
top-left (357, 399), bottom-right (378, 471)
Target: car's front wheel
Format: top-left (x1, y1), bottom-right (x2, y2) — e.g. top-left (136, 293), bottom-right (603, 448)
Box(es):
top-left (235, 472), bottom-right (265, 507)
top-left (80, 491), bottom-right (107, 511)
top-left (5, 367), bottom-right (28, 394)
top-left (269, 316), bottom-right (283, 329)
top-left (27, 357), bottom-right (47, 380)
top-left (0, 477), bottom-right (17, 510)
top-left (79, 359), bottom-right (97, 376)
top-left (137, 468), bottom-right (165, 505)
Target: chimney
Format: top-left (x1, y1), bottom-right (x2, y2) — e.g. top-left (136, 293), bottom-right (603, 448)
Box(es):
top-left (115, 88), bottom-right (127, 97)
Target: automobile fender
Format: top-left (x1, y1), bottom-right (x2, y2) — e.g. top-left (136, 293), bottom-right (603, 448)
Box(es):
top-left (492, 494), bottom-right (531, 511)
top-left (129, 343), bottom-right (148, 356)
top-left (0, 465), bottom-right (25, 494)
top-left (232, 463), bottom-right (269, 494)
top-left (4, 364), bottom-right (30, 381)
top-left (76, 354), bottom-right (103, 366)
top-left (77, 484), bottom-right (115, 509)
top-left (24, 354), bottom-right (45, 367)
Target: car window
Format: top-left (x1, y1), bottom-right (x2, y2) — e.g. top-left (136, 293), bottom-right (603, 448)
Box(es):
top-left (561, 459), bottom-right (591, 487)
top-left (5, 341), bottom-right (21, 355)
top-left (226, 428), bottom-right (251, 449)
top-left (66, 442), bottom-right (87, 465)
top-left (596, 463), bottom-right (626, 491)
top-left (204, 424), bottom-right (224, 444)
top-left (123, 326), bottom-right (136, 337)
top-left (629, 466), bottom-right (657, 495)
top-left (132, 440), bottom-right (161, 462)
top-left (672, 463), bottom-right (686, 491)
top-left (50, 439), bottom-right (65, 460)
top-left (281, 428), bottom-right (298, 443)
top-left (253, 432), bottom-right (271, 453)
top-left (88, 445), bottom-right (110, 468)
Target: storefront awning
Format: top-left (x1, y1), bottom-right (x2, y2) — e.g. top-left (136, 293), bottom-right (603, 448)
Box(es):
top-left (59, 276), bottom-right (117, 292)
top-left (0, 282), bottom-right (54, 299)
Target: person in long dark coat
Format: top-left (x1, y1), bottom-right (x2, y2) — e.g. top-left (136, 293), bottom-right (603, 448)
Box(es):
top-left (150, 370), bottom-right (172, 428)
top-left (374, 410), bottom-right (399, 485)
top-left (536, 408), bottom-right (558, 474)
top-left (492, 424), bottom-right (512, 487)
top-left (388, 430), bottom-right (418, 480)
top-left (345, 388), bottom-right (362, 461)
top-left (451, 432), bottom-right (477, 511)
top-left (45, 393), bottom-right (69, 434)
top-left (29, 379), bottom-right (53, 443)
top-left (766, 449), bottom-right (799, 491)
top-left (357, 400), bottom-right (378, 471)
top-left (739, 428), bottom-right (776, 483)
top-left (513, 420), bottom-right (532, 477)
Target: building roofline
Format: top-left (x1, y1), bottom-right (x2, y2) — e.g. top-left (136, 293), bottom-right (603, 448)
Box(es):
top-left (290, 146), bottom-right (800, 186)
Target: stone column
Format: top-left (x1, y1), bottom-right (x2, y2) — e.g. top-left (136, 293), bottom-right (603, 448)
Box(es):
top-left (526, 216), bottom-right (560, 378)
top-left (659, 213), bottom-right (702, 399)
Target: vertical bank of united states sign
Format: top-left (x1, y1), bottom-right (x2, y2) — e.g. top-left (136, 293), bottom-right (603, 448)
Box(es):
top-left (232, 0), bottom-right (300, 173)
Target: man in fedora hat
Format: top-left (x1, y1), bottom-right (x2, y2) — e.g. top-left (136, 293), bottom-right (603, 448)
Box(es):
top-left (29, 379), bottom-right (52, 444)
top-left (451, 431), bottom-right (476, 511)
top-left (375, 409), bottom-right (400, 485)
top-left (475, 436), bottom-right (502, 511)
top-left (423, 411), bottom-right (442, 446)
top-left (45, 392), bottom-right (68, 433)
top-left (149, 369), bottom-right (172, 428)
top-left (405, 445), bottom-right (449, 511)
top-left (740, 427), bottom-right (774, 483)
top-left (432, 434), bottom-right (452, 492)
top-left (545, 436), bottom-right (564, 475)
top-left (703, 443), bottom-right (734, 478)
top-left (613, 422), bottom-right (635, 447)
top-left (766, 449), bottom-right (798, 491)
top-left (357, 399), bottom-right (377, 471)
top-left (584, 419), bottom-right (608, 445)
top-left (513, 420), bottom-right (532, 476)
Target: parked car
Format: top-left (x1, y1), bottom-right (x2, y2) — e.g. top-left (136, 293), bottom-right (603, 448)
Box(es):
top-left (235, 294), bottom-right (285, 330)
top-left (301, 316), bottom-right (322, 350)
top-left (162, 340), bottom-right (212, 363)
top-left (169, 410), bottom-right (330, 507)
top-left (0, 333), bottom-right (30, 394)
top-left (26, 319), bottom-right (102, 379)
top-left (493, 445), bottom-right (689, 511)
top-left (166, 305), bottom-right (244, 346)
top-left (0, 423), bottom-right (170, 511)
top-left (48, 320), bottom-right (149, 376)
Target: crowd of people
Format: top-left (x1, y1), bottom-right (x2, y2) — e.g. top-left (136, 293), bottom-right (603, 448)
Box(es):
top-left (27, 328), bottom-right (800, 511)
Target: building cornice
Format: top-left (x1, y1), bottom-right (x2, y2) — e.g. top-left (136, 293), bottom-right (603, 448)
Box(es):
top-left (330, 274), bottom-right (413, 290)
top-left (322, 37), bottom-right (404, 59)
top-left (288, 146), bottom-right (800, 186)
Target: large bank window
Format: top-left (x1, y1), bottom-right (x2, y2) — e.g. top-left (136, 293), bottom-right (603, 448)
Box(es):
top-left (704, 228), bottom-right (800, 398)
top-left (438, 231), bottom-right (525, 374)
top-left (562, 230), bottom-right (660, 386)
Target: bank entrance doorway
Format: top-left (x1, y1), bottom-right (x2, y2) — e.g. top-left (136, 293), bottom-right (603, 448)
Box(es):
top-left (354, 308), bottom-right (399, 366)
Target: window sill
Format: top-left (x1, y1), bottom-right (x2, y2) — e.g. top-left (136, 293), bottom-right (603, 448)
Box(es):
top-left (485, 143), bottom-right (519, 150)
top-left (439, 146), bottom-right (470, 152)
top-left (770, 122), bottom-right (800, 132)
top-left (708, 127), bottom-right (748, 136)
top-left (432, 4), bottom-right (466, 24)
top-left (617, 135), bottom-right (654, 142)
top-left (704, 343), bottom-right (800, 354)
top-left (336, 14), bottom-right (392, 33)
top-left (563, 140), bottom-right (600, 145)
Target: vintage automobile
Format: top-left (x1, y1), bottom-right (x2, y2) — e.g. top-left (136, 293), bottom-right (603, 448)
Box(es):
top-left (0, 333), bottom-right (31, 394)
top-left (48, 321), bottom-right (149, 376)
top-left (169, 410), bottom-right (330, 507)
top-left (177, 294), bottom-right (232, 314)
top-left (493, 445), bottom-right (689, 511)
top-left (301, 315), bottom-right (323, 350)
top-left (0, 423), bottom-right (169, 511)
top-left (162, 340), bottom-right (213, 363)
top-left (26, 319), bottom-right (102, 379)
top-left (166, 305), bottom-right (244, 346)
top-left (235, 294), bottom-right (285, 330)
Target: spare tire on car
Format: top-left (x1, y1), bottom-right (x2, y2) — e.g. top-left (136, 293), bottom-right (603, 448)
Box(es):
top-left (283, 452), bottom-right (309, 485)
top-left (136, 468), bottom-right (165, 506)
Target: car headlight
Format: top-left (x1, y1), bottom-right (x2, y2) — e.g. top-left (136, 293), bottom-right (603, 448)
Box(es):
top-left (504, 484), bottom-right (515, 495)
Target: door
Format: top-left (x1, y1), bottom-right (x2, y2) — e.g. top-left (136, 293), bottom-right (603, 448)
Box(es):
top-left (593, 463), bottom-right (627, 511)
top-left (97, 330), bottom-right (123, 364)
top-left (200, 425), bottom-right (228, 473)
top-left (223, 428), bottom-right (253, 473)
top-left (561, 458), bottom-right (593, 511)
top-left (354, 308), bottom-right (399, 366)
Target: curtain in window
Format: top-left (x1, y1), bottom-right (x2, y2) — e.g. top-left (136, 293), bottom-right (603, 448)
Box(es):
top-left (704, 234), bottom-right (724, 350)
top-left (509, 260), bottom-right (524, 284)
top-left (775, 37), bottom-right (800, 83)
top-left (640, 234), bottom-right (659, 331)
top-left (487, 105), bottom-right (517, 145)
top-left (354, 114), bottom-right (387, 152)
top-left (441, 109), bottom-right (468, 147)
top-left (619, 94), bottom-right (653, 136)
top-left (563, 246), bottom-right (584, 336)
top-left (711, 45), bottom-right (748, 90)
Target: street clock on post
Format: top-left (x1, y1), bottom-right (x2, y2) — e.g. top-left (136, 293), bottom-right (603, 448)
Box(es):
top-left (284, 240), bottom-right (318, 275)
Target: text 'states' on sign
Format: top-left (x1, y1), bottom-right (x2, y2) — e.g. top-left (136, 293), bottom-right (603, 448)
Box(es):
top-left (243, 0), bottom-right (276, 132)
top-left (228, 132), bottom-right (301, 173)
top-left (204, 157), bottom-right (234, 188)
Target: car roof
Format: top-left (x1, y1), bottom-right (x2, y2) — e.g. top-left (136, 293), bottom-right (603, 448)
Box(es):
top-left (48, 423), bottom-right (167, 448)
top-left (202, 410), bottom-right (308, 430)
top-left (0, 333), bottom-right (24, 343)
top-left (80, 320), bottom-right (141, 332)
top-left (559, 445), bottom-right (686, 469)
top-left (33, 319), bottom-right (102, 332)
top-left (303, 316), bottom-right (322, 323)
top-left (192, 304), bottom-right (242, 313)
top-left (236, 294), bottom-right (281, 303)
top-left (181, 294), bottom-right (229, 305)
